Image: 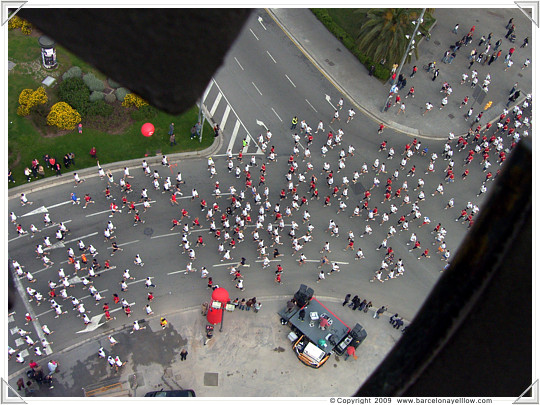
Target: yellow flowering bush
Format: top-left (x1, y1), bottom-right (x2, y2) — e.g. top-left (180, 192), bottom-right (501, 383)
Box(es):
top-left (17, 87), bottom-right (48, 116)
top-left (8, 16), bottom-right (23, 30)
top-left (8, 16), bottom-right (31, 34)
top-left (21, 20), bottom-right (32, 35)
top-left (122, 93), bottom-right (148, 109)
top-left (17, 105), bottom-right (30, 117)
top-left (18, 89), bottom-right (34, 107)
top-left (47, 102), bottom-right (81, 130)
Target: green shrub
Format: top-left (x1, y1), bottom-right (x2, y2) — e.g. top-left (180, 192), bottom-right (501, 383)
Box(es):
top-left (62, 66), bottom-right (83, 81)
top-left (83, 73), bottom-right (105, 92)
top-left (115, 87), bottom-right (129, 101)
top-left (89, 91), bottom-right (105, 102)
top-left (107, 78), bottom-right (121, 88)
top-left (104, 93), bottom-right (116, 103)
top-left (58, 77), bottom-right (91, 116)
top-left (86, 100), bottom-right (113, 117)
top-left (130, 105), bottom-right (158, 121)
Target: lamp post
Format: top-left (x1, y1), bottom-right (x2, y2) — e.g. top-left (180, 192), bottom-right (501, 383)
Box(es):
top-left (382, 8), bottom-right (426, 112)
top-left (197, 98), bottom-right (204, 143)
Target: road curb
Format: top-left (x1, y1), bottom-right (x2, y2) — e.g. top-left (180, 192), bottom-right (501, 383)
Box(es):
top-left (8, 111), bottom-right (223, 200)
top-left (265, 9), bottom-right (440, 140)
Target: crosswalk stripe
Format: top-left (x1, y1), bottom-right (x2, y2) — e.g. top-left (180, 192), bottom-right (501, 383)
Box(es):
top-left (227, 120), bottom-right (242, 153)
top-left (202, 80), bottom-right (214, 103)
top-left (221, 105), bottom-right (232, 130)
top-left (210, 92), bottom-right (223, 116)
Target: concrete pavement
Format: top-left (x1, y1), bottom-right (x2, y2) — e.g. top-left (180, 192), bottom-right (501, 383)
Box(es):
top-left (8, 296), bottom-right (405, 397)
top-left (267, 8), bottom-right (532, 139)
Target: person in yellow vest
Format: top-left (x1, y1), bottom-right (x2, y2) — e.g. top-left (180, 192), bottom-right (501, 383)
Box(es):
top-left (290, 116), bottom-right (298, 130)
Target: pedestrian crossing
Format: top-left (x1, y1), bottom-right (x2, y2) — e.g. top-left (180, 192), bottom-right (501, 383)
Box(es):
top-left (202, 79), bottom-right (263, 156)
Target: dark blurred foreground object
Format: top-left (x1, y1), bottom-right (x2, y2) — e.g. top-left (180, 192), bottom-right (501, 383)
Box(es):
top-left (145, 389), bottom-right (196, 397)
top-left (19, 8), bottom-right (252, 115)
top-left (357, 138), bottom-right (532, 397)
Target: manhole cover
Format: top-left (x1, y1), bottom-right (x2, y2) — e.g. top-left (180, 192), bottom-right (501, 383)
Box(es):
top-left (448, 114), bottom-right (455, 119)
top-left (352, 181), bottom-right (366, 196)
top-left (336, 47), bottom-right (342, 52)
top-left (204, 372), bottom-right (218, 387)
top-left (143, 227), bottom-right (154, 236)
top-left (325, 59), bottom-right (335, 66)
top-left (518, 73), bottom-right (523, 78)
top-left (433, 40), bottom-right (441, 46)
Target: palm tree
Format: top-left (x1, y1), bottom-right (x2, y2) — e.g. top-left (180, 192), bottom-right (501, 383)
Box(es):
top-left (356, 8), bottom-right (426, 66)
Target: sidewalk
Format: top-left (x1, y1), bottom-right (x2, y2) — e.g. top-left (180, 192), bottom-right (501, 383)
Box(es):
top-left (8, 296), bottom-right (406, 397)
top-left (268, 8), bottom-right (532, 140)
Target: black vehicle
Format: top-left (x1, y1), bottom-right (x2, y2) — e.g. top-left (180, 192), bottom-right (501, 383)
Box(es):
top-left (144, 389), bottom-right (196, 397)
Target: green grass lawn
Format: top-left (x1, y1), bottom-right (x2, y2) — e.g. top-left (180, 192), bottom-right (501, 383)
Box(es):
top-left (8, 28), bottom-right (214, 187)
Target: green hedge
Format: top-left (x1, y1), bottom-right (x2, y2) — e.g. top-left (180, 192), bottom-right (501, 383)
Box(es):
top-left (115, 87), bottom-right (129, 101)
top-left (83, 72), bottom-right (105, 92)
top-left (62, 66), bottom-right (82, 81)
top-left (104, 92), bottom-right (116, 103)
top-left (311, 8), bottom-right (391, 81)
top-left (57, 77), bottom-right (90, 116)
top-left (130, 104), bottom-right (158, 121)
top-left (89, 91), bottom-right (105, 102)
top-left (86, 100), bottom-right (113, 117)
top-left (107, 78), bottom-right (121, 89)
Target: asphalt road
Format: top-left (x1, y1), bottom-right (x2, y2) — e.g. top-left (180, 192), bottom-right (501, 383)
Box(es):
top-left (7, 9), bottom-right (528, 384)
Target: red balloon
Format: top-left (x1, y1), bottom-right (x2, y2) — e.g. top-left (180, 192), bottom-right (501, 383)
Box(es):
top-left (141, 122), bottom-right (154, 137)
top-left (212, 287), bottom-right (229, 303)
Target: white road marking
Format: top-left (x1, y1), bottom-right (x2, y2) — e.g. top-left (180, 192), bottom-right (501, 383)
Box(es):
top-left (252, 82), bottom-right (262, 96)
top-left (8, 234), bottom-right (27, 243)
top-left (249, 28), bottom-right (259, 40)
top-left (76, 314), bottom-right (105, 333)
top-left (11, 265), bottom-right (52, 354)
top-left (271, 107), bottom-right (283, 122)
top-left (64, 232), bottom-right (98, 244)
top-left (212, 263), bottom-right (239, 267)
top-left (266, 50), bottom-right (276, 63)
top-left (234, 57), bottom-right (244, 70)
top-left (127, 279), bottom-right (146, 285)
top-left (256, 119), bottom-right (268, 130)
top-left (202, 80), bottom-right (214, 103)
top-left (210, 92), bottom-right (223, 116)
top-left (255, 259), bottom-right (281, 263)
top-left (242, 137), bottom-right (250, 154)
top-left (67, 266), bottom-right (117, 283)
top-left (167, 270), bottom-right (188, 275)
top-left (108, 240), bottom-right (139, 248)
top-left (47, 200), bottom-right (73, 209)
top-left (305, 99), bottom-right (318, 113)
top-left (212, 78), bottom-right (263, 155)
top-left (325, 94), bottom-right (336, 109)
top-left (221, 105), bottom-right (232, 130)
top-left (21, 205), bottom-right (49, 217)
top-left (258, 16), bottom-right (266, 30)
top-left (303, 259), bottom-right (349, 264)
top-left (285, 74), bottom-right (296, 88)
top-left (85, 201), bottom-right (155, 217)
top-left (151, 232), bottom-right (179, 240)
top-left (227, 120), bottom-right (242, 153)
